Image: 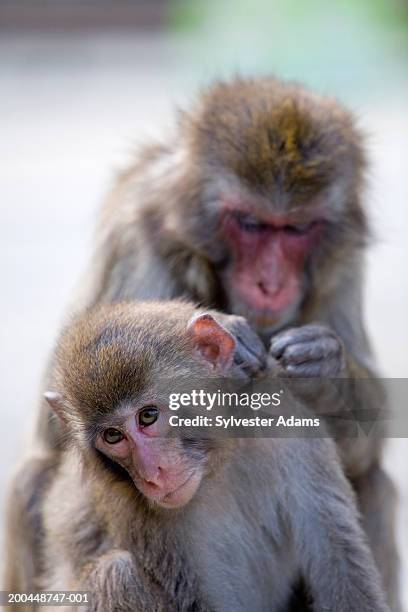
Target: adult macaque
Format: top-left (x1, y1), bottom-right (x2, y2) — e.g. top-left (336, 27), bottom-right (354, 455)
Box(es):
top-left (65, 76), bottom-right (396, 606)
top-left (38, 302), bottom-right (388, 612)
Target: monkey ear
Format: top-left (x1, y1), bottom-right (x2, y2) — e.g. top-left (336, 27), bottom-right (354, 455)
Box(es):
top-left (187, 313), bottom-right (236, 371)
top-left (44, 391), bottom-right (67, 422)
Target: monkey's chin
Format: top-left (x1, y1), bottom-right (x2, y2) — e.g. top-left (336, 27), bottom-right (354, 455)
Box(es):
top-left (144, 472), bottom-right (203, 510)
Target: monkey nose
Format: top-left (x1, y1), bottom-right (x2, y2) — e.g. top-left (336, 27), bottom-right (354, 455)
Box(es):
top-left (141, 467), bottom-right (162, 487)
top-left (257, 280), bottom-right (282, 296)
top-left (257, 281), bottom-right (269, 296)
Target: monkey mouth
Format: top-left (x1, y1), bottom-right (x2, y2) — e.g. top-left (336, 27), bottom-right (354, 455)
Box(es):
top-left (224, 276), bottom-right (302, 330)
top-left (141, 471), bottom-right (202, 509)
top-left (230, 293), bottom-right (301, 331)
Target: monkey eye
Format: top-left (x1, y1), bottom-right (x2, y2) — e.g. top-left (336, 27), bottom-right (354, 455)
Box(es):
top-left (103, 428), bottom-right (125, 444)
top-left (285, 222), bottom-right (314, 235)
top-left (234, 212), bottom-right (266, 233)
top-left (139, 406), bottom-right (159, 427)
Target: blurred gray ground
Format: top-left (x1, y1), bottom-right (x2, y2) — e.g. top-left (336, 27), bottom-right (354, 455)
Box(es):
top-left (0, 33), bottom-right (407, 607)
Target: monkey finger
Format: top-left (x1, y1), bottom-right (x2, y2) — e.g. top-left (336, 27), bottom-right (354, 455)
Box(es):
top-left (270, 324), bottom-right (335, 358)
top-left (269, 328), bottom-right (310, 358)
top-left (280, 338), bottom-right (341, 365)
top-left (222, 316), bottom-right (267, 372)
top-left (284, 357), bottom-right (342, 378)
top-left (234, 340), bottom-right (267, 376)
top-left (284, 361), bottom-right (326, 377)
top-left (235, 329), bottom-right (267, 363)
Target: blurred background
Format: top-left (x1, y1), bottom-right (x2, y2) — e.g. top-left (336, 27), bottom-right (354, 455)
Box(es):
top-left (1, 0), bottom-right (407, 606)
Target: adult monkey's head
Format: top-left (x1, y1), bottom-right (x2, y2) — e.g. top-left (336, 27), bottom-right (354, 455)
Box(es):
top-left (167, 77), bottom-right (367, 333)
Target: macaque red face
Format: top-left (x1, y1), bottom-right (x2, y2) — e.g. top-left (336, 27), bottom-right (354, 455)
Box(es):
top-left (45, 305), bottom-right (235, 509)
top-left (218, 197), bottom-right (326, 329)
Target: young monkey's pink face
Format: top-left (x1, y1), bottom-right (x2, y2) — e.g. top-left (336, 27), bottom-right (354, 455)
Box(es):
top-left (95, 405), bottom-right (204, 509)
top-left (94, 313), bottom-right (235, 509)
top-left (46, 312), bottom-right (236, 510)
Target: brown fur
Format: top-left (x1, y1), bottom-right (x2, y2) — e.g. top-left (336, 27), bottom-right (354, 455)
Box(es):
top-left (187, 77), bottom-right (364, 200)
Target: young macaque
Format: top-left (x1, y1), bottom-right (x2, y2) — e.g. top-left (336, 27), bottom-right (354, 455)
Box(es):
top-left (37, 301), bottom-right (388, 612)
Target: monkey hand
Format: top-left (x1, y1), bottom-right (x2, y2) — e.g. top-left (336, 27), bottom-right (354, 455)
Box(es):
top-left (269, 323), bottom-right (346, 378)
top-left (213, 313), bottom-right (268, 380)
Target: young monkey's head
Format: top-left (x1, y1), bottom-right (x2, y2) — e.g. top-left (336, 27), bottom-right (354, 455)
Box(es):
top-left (45, 301), bottom-right (236, 509)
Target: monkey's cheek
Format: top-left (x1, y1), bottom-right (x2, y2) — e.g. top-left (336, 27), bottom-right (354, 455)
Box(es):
top-left (162, 471), bottom-right (204, 509)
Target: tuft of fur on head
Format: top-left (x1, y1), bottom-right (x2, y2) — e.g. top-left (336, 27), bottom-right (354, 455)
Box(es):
top-left (184, 76), bottom-right (366, 202)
